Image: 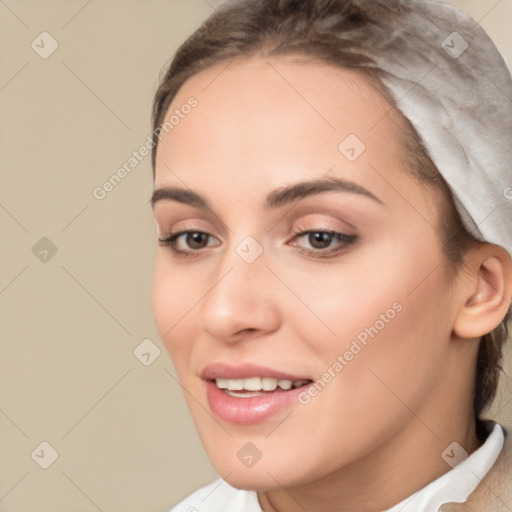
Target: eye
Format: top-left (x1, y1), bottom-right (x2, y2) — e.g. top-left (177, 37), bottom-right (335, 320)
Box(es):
top-left (290, 229), bottom-right (357, 258)
top-left (158, 230), bottom-right (220, 256)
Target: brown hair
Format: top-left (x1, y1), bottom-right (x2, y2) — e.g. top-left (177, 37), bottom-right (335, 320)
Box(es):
top-left (151, 0), bottom-right (510, 418)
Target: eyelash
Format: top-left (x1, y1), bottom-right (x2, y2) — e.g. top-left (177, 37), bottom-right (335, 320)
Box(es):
top-left (158, 231), bottom-right (214, 258)
top-left (157, 229), bottom-right (357, 259)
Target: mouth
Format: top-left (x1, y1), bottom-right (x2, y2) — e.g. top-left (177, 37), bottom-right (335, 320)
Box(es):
top-left (201, 363), bottom-right (313, 424)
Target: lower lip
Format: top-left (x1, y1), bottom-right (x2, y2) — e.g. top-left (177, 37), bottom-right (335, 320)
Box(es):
top-left (205, 380), bottom-right (306, 425)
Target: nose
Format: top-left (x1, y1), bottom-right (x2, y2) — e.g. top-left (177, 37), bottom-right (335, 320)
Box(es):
top-left (198, 243), bottom-right (281, 343)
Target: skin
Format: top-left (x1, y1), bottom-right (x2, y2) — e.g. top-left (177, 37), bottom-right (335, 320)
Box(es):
top-left (151, 56), bottom-right (508, 512)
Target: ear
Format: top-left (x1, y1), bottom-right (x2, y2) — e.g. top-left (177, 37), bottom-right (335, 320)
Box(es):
top-left (453, 244), bottom-right (512, 339)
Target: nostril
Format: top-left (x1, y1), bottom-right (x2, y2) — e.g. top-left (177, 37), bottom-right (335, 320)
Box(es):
top-left (235, 327), bottom-right (257, 336)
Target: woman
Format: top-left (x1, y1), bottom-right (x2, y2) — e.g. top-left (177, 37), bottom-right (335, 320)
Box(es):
top-left (150, 0), bottom-right (512, 510)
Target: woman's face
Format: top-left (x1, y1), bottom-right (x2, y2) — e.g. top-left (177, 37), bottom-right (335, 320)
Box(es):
top-left (151, 57), bottom-right (461, 490)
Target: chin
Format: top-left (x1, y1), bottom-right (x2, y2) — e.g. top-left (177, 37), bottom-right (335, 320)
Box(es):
top-left (221, 469), bottom-right (290, 492)
top-left (205, 442), bottom-right (325, 492)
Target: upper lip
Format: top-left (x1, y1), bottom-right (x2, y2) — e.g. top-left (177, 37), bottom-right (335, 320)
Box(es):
top-left (201, 362), bottom-right (311, 382)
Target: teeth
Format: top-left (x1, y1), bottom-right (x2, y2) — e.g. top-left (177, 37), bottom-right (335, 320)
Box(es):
top-left (215, 378), bottom-right (243, 390)
top-left (262, 377), bottom-right (278, 391)
top-left (225, 390), bottom-right (264, 398)
top-left (215, 377), bottom-right (308, 392)
top-left (244, 377), bottom-right (262, 391)
top-left (278, 379), bottom-right (293, 390)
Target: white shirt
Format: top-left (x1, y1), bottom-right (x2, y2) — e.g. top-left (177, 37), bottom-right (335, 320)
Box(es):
top-left (169, 421), bottom-right (505, 512)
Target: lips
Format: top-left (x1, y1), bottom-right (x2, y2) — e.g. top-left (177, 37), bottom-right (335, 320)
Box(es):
top-left (201, 363), bottom-right (313, 424)
top-left (201, 363), bottom-right (311, 381)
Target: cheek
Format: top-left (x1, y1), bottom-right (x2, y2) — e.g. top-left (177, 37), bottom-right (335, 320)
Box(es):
top-left (152, 257), bottom-right (171, 338)
top-left (288, 235), bottom-right (454, 404)
top-left (151, 255), bottom-right (195, 365)
top-left (324, 265), bottom-right (452, 422)
top-left (274, 270), bottom-right (454, 477)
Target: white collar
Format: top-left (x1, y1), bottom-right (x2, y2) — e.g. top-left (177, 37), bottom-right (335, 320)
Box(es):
top-left (384, 421), bottom-right (505, 512)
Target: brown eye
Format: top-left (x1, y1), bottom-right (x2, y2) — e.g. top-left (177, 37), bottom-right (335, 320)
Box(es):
top-left (290, 230), bottom-right (357, 258)
top-left (158, 230), bottom-right (221, 256)
top-left (308, 232), bottom-right (334, 249)
top-left (186, 232), bottom-right (210, 249)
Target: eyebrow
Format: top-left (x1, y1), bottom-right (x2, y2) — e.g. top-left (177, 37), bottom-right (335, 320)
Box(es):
top-left (150, 176), bottom-right (383, 210)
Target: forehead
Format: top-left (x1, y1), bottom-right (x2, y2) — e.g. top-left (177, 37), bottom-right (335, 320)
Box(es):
top-left (154, 56), bottom-right (413, 205)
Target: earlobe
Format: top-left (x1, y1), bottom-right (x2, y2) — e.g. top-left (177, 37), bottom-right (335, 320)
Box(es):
top-left (453, 245), bottom-right (512, 339)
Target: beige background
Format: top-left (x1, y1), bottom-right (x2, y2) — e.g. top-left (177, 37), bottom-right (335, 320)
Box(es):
top-left (1, 1), bottom-right (511, 511)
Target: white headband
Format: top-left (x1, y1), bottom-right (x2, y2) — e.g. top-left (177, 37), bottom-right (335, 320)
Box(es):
top-left (373, 0), bottom-right (512, 255)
